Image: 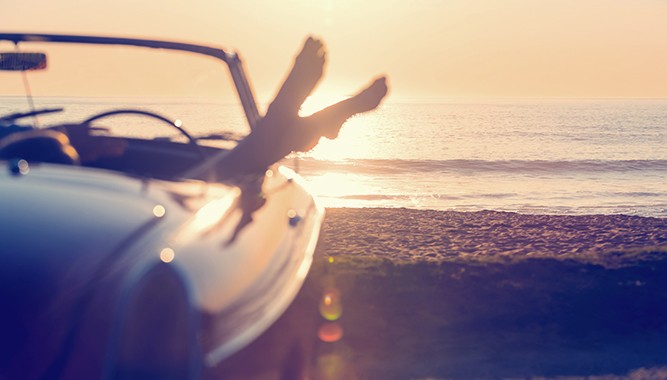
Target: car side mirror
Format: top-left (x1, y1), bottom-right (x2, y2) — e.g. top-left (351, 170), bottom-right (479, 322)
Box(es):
top-left (0, 52), bottom-right (47, 71)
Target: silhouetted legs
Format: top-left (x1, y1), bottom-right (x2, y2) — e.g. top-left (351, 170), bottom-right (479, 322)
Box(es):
top-left (266, 37), bottom-right (326, 120)
top-left (308, 77), bottom-right (388, 139)
top-left (217, 37), bottom-right (388, 178)
top-left (296, 77), bottom-right (389, 151)
top-left (262, 35), bottom-right (388, 153)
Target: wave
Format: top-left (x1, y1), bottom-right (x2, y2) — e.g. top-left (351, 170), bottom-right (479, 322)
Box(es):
top-left (295, 158), bottom-right (667, 175)
top-left (334, 193), bottom-right (519, 201)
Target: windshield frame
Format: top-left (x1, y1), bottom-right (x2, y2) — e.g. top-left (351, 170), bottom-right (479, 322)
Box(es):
top-left (0, 33), bottom-right (261, 130)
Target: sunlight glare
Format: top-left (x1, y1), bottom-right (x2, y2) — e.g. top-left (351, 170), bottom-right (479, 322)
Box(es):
top-left (306, 173), bottom-right (373, 201)
top-left (304, 106), bottom-right (384, 161)
top-left (190, 194), bottom-right (236, 233)
top-left (299, 94), bottom-right (347, 117)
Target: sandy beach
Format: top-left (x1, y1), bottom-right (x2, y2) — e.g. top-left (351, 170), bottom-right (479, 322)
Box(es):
top-left (317, 208), bottom-right (667, 262)
top-left (218, 208), bottom-right (667, 379)
top-left (251, 208), bottom-right (667, 379)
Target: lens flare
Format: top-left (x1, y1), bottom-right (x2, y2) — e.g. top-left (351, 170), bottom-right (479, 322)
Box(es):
top-left (317, 353), bottom-right (344, 380)
top-left (152, 204), bottom-right (166, 218)
top-left (17, 159), bottom-right (29, 175)
top-left (319, 288), bottom-right (342, 321)
top-left (160, 247), bottom-right (175, 263)
top-left (318, 322), bottom-right (344, 343)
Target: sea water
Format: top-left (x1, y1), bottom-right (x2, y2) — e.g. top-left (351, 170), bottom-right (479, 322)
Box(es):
top-left (298, 100), bottom-right (667, 217)
top-left (1, 97), bottom-right (666, 217)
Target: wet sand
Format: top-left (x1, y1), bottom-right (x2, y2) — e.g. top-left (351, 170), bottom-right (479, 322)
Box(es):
top-left (302, 208), bottom-right (667, 379)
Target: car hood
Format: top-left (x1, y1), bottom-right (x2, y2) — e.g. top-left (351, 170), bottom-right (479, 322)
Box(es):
top-left (0, 161), bottom-right (182, 306)
top-left (0, 162), bottom-right (174, 268)
top-left (0, 161), bottom-right (212, 376)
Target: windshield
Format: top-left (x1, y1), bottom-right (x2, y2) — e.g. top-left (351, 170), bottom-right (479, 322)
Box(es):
top-left (0, 36), bottom-right (250, 149)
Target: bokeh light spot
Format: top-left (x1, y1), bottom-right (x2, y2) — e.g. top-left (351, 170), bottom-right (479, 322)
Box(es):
top-left (17, 159), bottom-right (30, 175)
top-left (318, 322), bottom-right (344, 343)
top-left (320, 288), bottom-right (342, 321)
top-left (160, 247), bottom-right (175, 263)
top-left (153, 204), bottom-right (166, 218)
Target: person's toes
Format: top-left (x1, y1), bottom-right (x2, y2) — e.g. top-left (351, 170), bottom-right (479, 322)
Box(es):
top-left (355, 76), bottom-right (389, 112)
top-left (300, 36), bottom-right (324, 59)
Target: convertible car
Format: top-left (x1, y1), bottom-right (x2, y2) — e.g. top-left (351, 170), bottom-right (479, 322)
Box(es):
top-left (0, 33), bottom-right (324, 379)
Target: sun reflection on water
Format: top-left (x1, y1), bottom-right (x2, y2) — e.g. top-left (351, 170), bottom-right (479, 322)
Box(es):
top-left (303, 172), bottom-right (377, 208)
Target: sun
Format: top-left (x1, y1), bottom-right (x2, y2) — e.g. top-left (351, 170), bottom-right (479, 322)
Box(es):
top-left (297, 94), bottom-right (381, 161)
top-left (298, 93), bottom-right (347, 117)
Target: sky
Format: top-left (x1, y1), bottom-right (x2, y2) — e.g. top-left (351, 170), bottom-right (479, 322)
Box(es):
top-left (1, 0), bottom-right (667, 101)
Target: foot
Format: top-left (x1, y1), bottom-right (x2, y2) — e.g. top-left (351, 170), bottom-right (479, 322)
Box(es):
top-left (350, 76), bottom-right (389, 114)
top-left (320, 76), bottom-right (389, 139)
top-left (267, 36), bottom-right (326, 118)
top-left (294, 37), bottom-right (326, 95)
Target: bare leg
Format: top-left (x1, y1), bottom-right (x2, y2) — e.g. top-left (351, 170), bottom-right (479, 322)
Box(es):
top-left (306, 76), bottom-right (388, 140)
top-left (202, 33), bottom-right (388, 181)
top-left (293, 77), bottom-right (389, 152)
top-left (219, 76), bottom-right (388, 176)
top-left (266, 37), bottom-right (326, 119)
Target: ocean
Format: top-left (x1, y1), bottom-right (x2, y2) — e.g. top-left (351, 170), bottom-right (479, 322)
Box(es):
top-left (2, 97), bottom-right (666, 217)
top-left (296, 100), bottom-right (667, 217)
